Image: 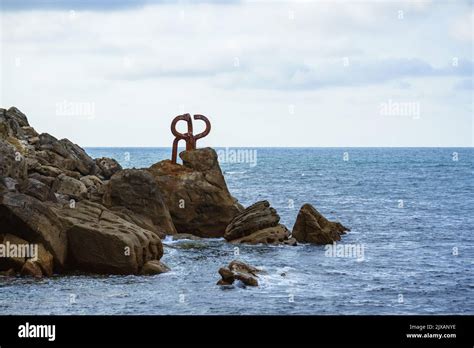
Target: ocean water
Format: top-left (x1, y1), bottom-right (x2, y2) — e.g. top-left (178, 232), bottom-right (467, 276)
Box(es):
top-left (1, 148), bottom-right (473, 315)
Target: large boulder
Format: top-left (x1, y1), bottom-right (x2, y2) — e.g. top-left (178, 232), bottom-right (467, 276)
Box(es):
top-left (0, 192), bottom-right (68, 269)
top-left (291, 203), bottom-right (349, 244)
top-left (54, 200), bottom-right (163, 274)
top-left (102, 169), bottom-right (176, 237)
top-left (224, 200), bottom-right (295, 245)
top-left (147, 148), bottom-right (243, 238)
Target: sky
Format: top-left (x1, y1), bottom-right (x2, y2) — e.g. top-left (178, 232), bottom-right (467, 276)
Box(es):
top-left (0, 0), bottom-right (473, 147)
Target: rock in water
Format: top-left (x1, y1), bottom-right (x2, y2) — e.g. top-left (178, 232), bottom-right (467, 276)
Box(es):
top-left (147, 148), bottom-right (243, 238)
top-left (54, 200), bottom-right (163, 275)
top-left (141, 260), bottom-right (170, 275)
top-left (224, 200), bottom-right (295, 245)
top-left (217, 260), bottom-right (260, 287)
top-left (291, 203), bottom-right (349, 244)
top-left (0, 192), bottom-right (68, 269)
top-left (20, 260), bottom-right (43, 278)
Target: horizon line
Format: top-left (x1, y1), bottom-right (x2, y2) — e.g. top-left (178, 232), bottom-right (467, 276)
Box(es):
top-left (83, 146), bottom-right (474, 149)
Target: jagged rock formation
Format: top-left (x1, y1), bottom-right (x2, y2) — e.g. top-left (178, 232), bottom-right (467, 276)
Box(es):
top-left (224, 200), bottom-right (296, 245)
top-left (0, 107), bottom-right (166, 276)
top-left (292, 203), bottom-right (349, 244)
top-left (147, 148), bottom-right (244, 238)
top-left (217, 260), bottom-right (261, 287)
top-left (0, 106), bottom-right (349, 278)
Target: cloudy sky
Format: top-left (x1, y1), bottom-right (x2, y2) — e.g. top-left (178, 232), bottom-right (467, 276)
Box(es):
top-left (1, 0), bottom-right (472, 147)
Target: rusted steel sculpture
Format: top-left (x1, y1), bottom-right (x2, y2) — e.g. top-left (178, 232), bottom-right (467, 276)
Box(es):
top-left (171, 113), bottom-right (211, 163)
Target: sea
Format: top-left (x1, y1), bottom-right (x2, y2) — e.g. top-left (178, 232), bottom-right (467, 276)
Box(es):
top-left (1, 147), bottom-right (473, 314)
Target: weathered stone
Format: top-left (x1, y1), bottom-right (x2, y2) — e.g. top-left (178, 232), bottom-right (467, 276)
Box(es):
top-left (20, 178), bottom-right (57, 202)
top-left (229, 225), bottom-right (291, 245)
top-left (140, 260), bottom-right (170, 275)
top-left (95, 157), bottom-right (122, 179)
top-left (35, 243), bottom-right (54, 277)
top-left (216, 260), bottom-right (260, 287)
top-left (55, 200), bottom-right (163, 274)
top-left (147, 148), bottom-right (243, 238)
top-left (0, 192), bottom-right (67, 269)
top-left (20, 260), bottom-right (43, 278)
top-left (224, 200), bottom-right (294, 245)
top-left (291, 204), bottom-right (349, 244)
top-left (103, 169), bottom-right (176, 237)
top-left (0, 140), bottom-right (28, 182)
top-left (52, 174), bottom-right (87, 200)
top-left (224, 201), bottom-right (279, 241)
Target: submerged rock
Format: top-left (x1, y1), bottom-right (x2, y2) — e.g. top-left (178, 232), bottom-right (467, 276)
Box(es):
top-left (224, 200), bottom-right (295, 245)
top-left (140, 260), bottom-right (170, 275)
top-left (147, 148), bottom-right (243, 238)
top-left (291, 203), bottom-right (349, 244)
top-left (217, 260), bottom-right (260, 287)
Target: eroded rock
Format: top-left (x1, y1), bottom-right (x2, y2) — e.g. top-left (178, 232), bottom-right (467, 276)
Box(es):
top-left (147, 148), bottom-right (243, 238)
top-left (217, 260), bottom-right (260, 287)
top-left (224, 201), bottom-right (294, 245)
top-left (291, 203), bottom-right (349, 244)
top-left (103, 169), bottom-right (176, 237)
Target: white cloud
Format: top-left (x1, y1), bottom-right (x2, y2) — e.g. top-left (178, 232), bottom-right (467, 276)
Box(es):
top-left (0, 1), bottom-right (472, 147)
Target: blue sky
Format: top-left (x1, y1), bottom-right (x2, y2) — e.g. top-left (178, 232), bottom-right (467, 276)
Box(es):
top-left (1, 0), bottom-right (472, 146)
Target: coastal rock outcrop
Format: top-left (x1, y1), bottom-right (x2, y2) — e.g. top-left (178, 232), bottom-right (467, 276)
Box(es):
top-left (54, 200), bottom-right (164, 274)
top-left (0, 191), bottom-right (68, 268)
top-left (0, 107), bottom-right (167, 276)
top-left (102, 169), bottom-right (176, 238)
top-left (217, 260), bottom-right (260, 287)
top-left (147, 148), bottom-right (243, 238)
top-left (224, 200), bottom-right (296, 245)
top-left (291, 203), bottom-right (349, 244)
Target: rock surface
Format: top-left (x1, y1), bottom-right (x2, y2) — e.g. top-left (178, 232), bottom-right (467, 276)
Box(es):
top-left (1, 106), bottom-right (350, 279)
top-left (291, 203), bottom-right (349, 244)
top-left (224, 200), bottom-right (295, 245)
top-left (217, 260), bottom-right (260, 287)
top-left (102, 169), bottom-right (176, 238)
top-left (0, 107), bottom-right (168, 276)
top-left (147, 148), bottom-right (243, 238)
top-left (140, 260), bottom-right (170, 275)
top-left (54, 200), bottom-right (164, 274)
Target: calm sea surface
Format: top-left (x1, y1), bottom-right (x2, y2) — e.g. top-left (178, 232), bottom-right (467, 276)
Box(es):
top-left (1, 148), bottom-right (472, 314)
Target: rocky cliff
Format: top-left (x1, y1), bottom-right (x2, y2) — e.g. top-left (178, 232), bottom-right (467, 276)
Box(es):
top-left (0, 107), bottom-right (349, 278)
